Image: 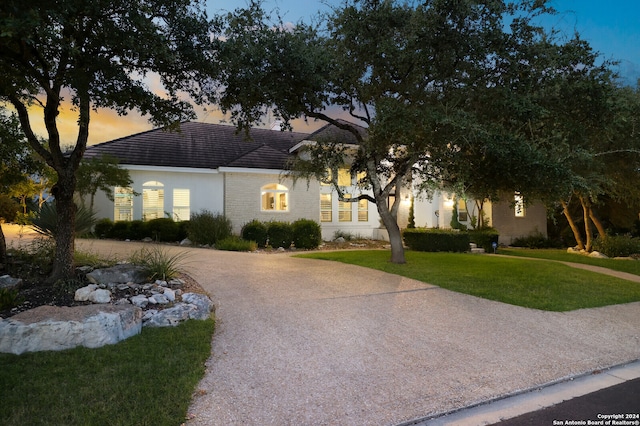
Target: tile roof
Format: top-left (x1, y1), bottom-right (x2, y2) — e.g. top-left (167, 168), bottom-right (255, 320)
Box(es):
top-left (84, 121), bottom-right (310, 171)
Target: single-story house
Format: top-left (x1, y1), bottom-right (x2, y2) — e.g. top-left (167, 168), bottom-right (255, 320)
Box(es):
top-left (85, 121), bottom-right (547, 243)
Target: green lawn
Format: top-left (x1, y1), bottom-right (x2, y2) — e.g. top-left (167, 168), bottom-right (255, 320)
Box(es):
top-left (498, 248), bottom-right (640, 276)
top-left (296, 250), bottom-right (640, 311)
top-left (0, 319), bottom-right (215, 426)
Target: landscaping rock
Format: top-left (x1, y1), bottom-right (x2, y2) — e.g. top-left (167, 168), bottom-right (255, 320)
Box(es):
top-left (144, 304), bottom-right (193, 327)
top-left (180, 238), bottom-right (192, 246)
top-left (130, 294), bottom-right (149, 308)
top-left (149, 294), bottom-right (170, 305)
top-left (89, 289), bottom-right (112, 304)
top-left (182, 292), bottom-right (214, 320)
top-left (86, 264), bottom-right (147, 285)
top-left (0, 275), bottom-right (22, 290)
top-left (589, 251), bottom-right (608, 259)
top-left (75, 284), bottom-right (99, 301)
top-left (0, 304), bottom-right (142, 355)
top-left (163, 287), bottom-right (176, 302)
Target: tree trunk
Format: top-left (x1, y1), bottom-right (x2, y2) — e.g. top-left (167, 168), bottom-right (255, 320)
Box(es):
top-left (579, 196), bottom-right (593, 252)
top-left (376, 197), bottom-right (406, 264)
top-left (561, 200), bottom-right (584, 250)
top-left (0, 224), bottom-right (6, 264)
top-left (49, 171), bottom-right (77, 282)
top-left (589, 208), bottom-right (607, 239)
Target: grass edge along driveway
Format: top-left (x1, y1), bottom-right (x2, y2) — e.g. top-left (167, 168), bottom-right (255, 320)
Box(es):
top-left (296, 250), bottom-right (640, 312)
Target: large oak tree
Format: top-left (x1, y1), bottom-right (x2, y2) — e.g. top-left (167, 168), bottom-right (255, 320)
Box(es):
top-left (0, 0), bottom-right (216, 280)
top-left (214, 0), bottom-right (577, 263)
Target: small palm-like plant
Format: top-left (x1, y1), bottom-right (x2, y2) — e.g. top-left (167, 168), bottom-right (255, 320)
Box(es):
top-left (31, 202), bottom-right (97, 238)
top-left (129, 246), bottom-right (189, 281)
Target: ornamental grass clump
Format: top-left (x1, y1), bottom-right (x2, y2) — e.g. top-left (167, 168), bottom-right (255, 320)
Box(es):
top-left (129, 246), bottom-right (189, 281)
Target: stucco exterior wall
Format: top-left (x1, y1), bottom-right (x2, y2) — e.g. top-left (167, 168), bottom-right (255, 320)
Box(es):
top-left (491, 199), bottom-right (547, 245)
top-left (91, 167), bottom-right (224, 221)
top-left (224, 171), bottom-right (319, 235)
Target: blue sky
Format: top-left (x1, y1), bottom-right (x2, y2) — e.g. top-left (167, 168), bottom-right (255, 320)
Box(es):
top-left (210, 0), bottom-right (640, 86)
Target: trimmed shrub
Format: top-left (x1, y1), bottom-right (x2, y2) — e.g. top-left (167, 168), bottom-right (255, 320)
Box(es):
top-left (468, 228), bottom-right (500, 252)
top-left (267, 221), bottom-right (293, 249)
top-left (177, 220), bottom-right (190, 241)
top-left (292, 219), bottom-right (322, 249)
top-left (128, 220), bottom-right (148, 240)
top-left (403, 228), bottom-right (470, 252)
top-left (146, 218), bottom-right (180, 242)
top-left (241, 220), bottom-right (268, 248)
top-left (593, 234), bottom-right (640, 258)
top-left (187, 210), bottom-right (232, 246)
top-left (94, 218), bottom-right (114, 239)
top-left (216, 236), bottom-right (257, 252)
top-left (108, 221), bottom-right (131, 240)
top-left (511, 231), bottom-right (560, 249)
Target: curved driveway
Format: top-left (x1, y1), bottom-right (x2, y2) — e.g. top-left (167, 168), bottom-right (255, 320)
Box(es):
top-left (33, 235), bottom-right (640, 424)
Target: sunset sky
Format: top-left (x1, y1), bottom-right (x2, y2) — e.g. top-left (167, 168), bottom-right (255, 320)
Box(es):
top-left (23, 0), bottom-right (640, 146)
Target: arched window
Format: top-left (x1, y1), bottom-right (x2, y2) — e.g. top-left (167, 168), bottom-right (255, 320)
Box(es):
top-left (143, 181), bottom-right (164, 220)
top-left (261, 184), bottom-right (288, 211)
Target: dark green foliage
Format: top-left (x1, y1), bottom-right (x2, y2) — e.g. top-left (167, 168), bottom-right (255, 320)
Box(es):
top-left (146, 218), bottom-right (180, 242)
top-left (593, 235), bottom-right (640, 258)
top-left (128, 220), bottom-right (148, 240)
top-left (108, 221), bottom-right (131, 240)
top-left (216, 236), bottom-right (257, 252)
top-left (0, 288), bottom-right (23, 310)
top-left (93, 218), bottom-right (113, 238)
top-left (450, 205), bottom-right (467, 231)
top-left (31, 203), bottom-right (97, 238)
top-left (468, 228), bottom-right (500, 252)
top-left (511, 231), bottom-right (561, 249)
top-left (0, 195), bottom-right (19, 222)
top-left (292, 219), bottom-right (322, 249)
top-left (177, 220), bottom-right (190, 241)
top-left (187, 210), bottom-right (232, 246)
top-left (267, 221), bottom-right (293, 249)
top-left (407, 197), bottom-right (416, 229)
top-left (241, 220), bottom-right (268, 248)
top-left (403, 228), bottom-right (471, 252)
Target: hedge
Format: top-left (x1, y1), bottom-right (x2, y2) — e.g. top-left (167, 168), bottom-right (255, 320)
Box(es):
top-left (403, 228), bottom-right (470, 252)
top-left (468, 228), bottom-right (500, 252)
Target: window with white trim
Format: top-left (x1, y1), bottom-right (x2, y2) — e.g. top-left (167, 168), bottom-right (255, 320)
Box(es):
top-left (358, 198), bottom-right (368, 222)
top-left (320, 193), bottom-right (332, 222)
top-left (261, 184), bottom-right (288, 211)
top-left (339, 194), bottom-right (352, 222)
top-left (173, 188), bottom-right (190, 221)
top-left (114, 186), bottom-right (134, 221)
top-left (143, 181), bottom-right (164, 221)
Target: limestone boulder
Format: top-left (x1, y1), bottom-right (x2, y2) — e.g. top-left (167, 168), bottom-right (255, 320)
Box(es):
top-left (0, 304), bottom-right (142, 355)
top-left (182, 293), bottom-right (214, 320)
top-left (144, 304), bottom-right (194, 327)
top-left (86, 264), bottom-right (147, 285)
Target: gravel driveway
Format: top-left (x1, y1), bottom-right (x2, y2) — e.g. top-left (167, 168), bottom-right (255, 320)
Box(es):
top-left (6, 228), bottom-right (639, 425)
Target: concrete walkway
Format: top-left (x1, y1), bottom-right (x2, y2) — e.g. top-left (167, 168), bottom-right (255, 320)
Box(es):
top-left (4, 226), bottom-right (640, 425)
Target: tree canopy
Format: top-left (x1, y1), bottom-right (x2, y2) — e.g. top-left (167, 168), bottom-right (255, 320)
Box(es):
top-left (0, 0), bottom-right (217, 280)
top-left (214, 0), bottom-right (615, 263)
